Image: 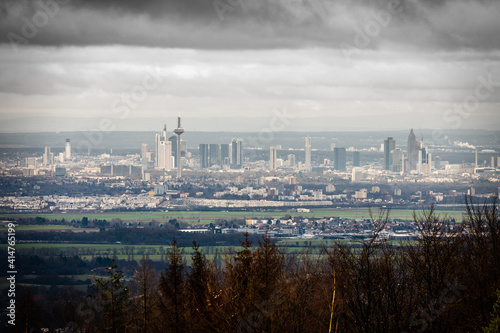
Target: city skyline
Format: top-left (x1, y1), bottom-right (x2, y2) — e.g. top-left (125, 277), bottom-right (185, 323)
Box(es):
top-left (31, 121), bottom-right (500, 182)
top-left (0, 0), bottom-right (499, 133)
top-left (1, 1), bottom-right (499, 330)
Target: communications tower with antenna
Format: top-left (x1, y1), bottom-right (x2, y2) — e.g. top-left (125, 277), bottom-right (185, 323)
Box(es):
top-left (173, 114), bottom-right (184, 178)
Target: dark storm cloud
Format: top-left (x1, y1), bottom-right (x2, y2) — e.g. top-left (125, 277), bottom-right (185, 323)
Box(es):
top-left (0, 0), bottom-right (499, 50)
top-left (72, 0), bottom-right (216, 18)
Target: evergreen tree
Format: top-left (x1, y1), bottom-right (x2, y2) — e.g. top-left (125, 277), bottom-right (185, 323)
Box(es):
top-left (130, 257), bottom-right (158, 333)
top-left (158, 239), bottom-right (187, 332)
top-left (89, 261), bottom-right (130, 332)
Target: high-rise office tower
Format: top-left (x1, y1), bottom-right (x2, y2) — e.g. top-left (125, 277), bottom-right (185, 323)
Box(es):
top-left (231, 139), bottom-right (243, 169)
top-left (43, 146), bottom-right (52, 166)
top-left (158, 140), bottom-right (172, 171)
top-left (407, 129), bottom-right (420, 171)
top-left (199, 144), bottom-right (209, 168)
top-left (383, 137), bottom-right (396, 170)
top-left (418, 146), bottom-right (432, 174)
top-left (230, 140), bottom-right (236, 166)
top-left (353, 151), bottom-right (361, 167)
top-left (270, 146), bottom-right (278, 170)
top-left (402, 152), bottom-right (407, 174)
top-left (417, 146), bottom-right (423, 173)
top-left (418, 149), bottom-right (423, 173)
top-left (168, 135), bottom-right (177, 167)
top-left (209, 143), bottom-right (220, 166)
top-left (220, 144), bottom-right (230, 167)
top-left (65, 139), bottom-right (71, 160)
top-left (155, 124), bottom-right (168, 167)
top-left (305, 136), bottom-right (311, 170)
top-left (155, 134), bottom-right (160, 166)
top-left (392, 148), bottom-right (403, 172)
top-left (141, 143), bottom-right (148, 159)
top-left (420, 146), bottom-right (429, 165)
top-left (173, 115), bottom-right (184, 178)
top-left (288, 154), bottom-right (296, 167)
top-left (141, 154), bottom-right (148, 170)
top-left (180, 140), bottom-right (187, 157)
top-left (334, 147), bottom-right (346, 171)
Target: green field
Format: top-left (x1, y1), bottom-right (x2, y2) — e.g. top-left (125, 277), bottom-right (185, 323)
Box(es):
top-left (0, 224), bottom-right (100, 232)
top-left (0, 243), bottom-right (244, 254)
top-left (0, 240), bottom-right (328, 259)
top-left (0, 208), bottom-right (466, 224)
top-left (0, 238), bottom-right (408, 260)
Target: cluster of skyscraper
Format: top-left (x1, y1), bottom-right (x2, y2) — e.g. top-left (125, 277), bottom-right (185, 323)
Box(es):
top-left (42, 139), bottom-right (71, 166)
top-left (383, 129), bottom-right (432, 173)
top-left (148, 115), bottom-right (185, 178)
top-left (147, 125), bottom-right (438, 175)
top-left (268, 132), bottom-right (428, 173)
top-left (268, 137), bottom-right (352, 172)
top-left (155, 125), bottom-right (173, 171)
top-left (145, 116), bottom-right (244, 176)
top-left (147, 123), bottom-right (433, 174)
top-left (199, 139), bottom-right (243, 169)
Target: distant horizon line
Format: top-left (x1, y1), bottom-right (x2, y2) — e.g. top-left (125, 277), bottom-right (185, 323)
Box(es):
top-left (0, 128), bottom-right (498, 134)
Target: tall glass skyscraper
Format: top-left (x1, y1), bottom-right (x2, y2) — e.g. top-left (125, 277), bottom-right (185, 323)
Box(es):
top-left (352, 151), bottom-right (361, 167)
top-left (231, 139), bottom-right (243, 169)
top-left (209, 143), bottom-right (220, 166)
top-left (270, 146), bottom-right (278, 170)
top-left (334, 147), bottom-right (346, 171)
top-left (199, 144), bottom-right (209, 168)
top-left (305, 136), bottom-right (311, 170)
top-left (407, 129), bottom-right (420, 171)
top-left (383, 137), bottom-right (396, 170)
top-left (220, 144), bottom-right (230, 167)
top-left (168, 135), bottom-right (177, 167)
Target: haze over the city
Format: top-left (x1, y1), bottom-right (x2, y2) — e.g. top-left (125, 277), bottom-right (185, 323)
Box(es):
top-left (0, 0), bottom-right (499, 133)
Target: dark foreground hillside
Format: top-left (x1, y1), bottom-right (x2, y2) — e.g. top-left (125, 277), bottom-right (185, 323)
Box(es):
top-left (2, 197), bottom-right (500, 332)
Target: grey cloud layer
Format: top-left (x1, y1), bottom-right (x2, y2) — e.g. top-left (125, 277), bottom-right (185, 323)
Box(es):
top-left (1, 0), bottom-right (499, 133)
top-left (1, 0), bottom-right (499, 50)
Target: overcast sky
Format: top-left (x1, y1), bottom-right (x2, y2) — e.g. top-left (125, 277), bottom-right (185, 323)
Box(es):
top-left (0, 0), bottom-right (499, 133)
